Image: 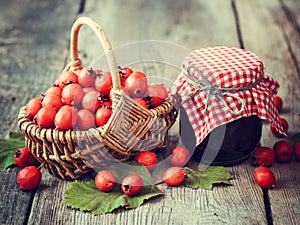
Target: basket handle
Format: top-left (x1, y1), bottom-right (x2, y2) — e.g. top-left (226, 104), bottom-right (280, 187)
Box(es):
top-left (70, 16), bottom-right (121, 90)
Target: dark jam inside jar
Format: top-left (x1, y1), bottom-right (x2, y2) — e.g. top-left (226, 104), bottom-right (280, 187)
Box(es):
top-left (180, 106), bottom-right (262, 166)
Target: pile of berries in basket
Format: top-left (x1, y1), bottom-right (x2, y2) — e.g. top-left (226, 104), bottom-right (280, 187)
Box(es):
top-left (26, 67), bottom-right (168, 130)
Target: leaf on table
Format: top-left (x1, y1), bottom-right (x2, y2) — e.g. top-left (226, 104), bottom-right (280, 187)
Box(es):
top-left (0, 132), bottom-right (25, 168)
top-left (184, 166), bottom-right (232, 190)
top-left (62, 181), bottom-right (163, 215)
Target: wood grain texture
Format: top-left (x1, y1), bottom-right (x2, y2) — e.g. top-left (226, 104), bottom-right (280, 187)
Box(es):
top-left (1, 0), bottom-right (299, 224)
top-left (24, 1), bottom-right (267, 224)
top-left (0, 1), bottom-right (80, 224)
top-left (236, 0), bottom-right (300, 224)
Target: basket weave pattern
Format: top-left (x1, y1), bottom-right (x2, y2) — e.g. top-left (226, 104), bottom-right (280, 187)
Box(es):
top-left (17, 17), bottom-right (177, 180)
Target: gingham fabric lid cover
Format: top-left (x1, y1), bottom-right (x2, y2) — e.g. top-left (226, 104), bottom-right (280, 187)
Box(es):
top-left (169, 46), bottom-right (286, 146)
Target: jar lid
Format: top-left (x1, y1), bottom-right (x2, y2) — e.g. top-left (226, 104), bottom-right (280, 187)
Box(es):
top-left (169, 46), bottom-right (286, 145)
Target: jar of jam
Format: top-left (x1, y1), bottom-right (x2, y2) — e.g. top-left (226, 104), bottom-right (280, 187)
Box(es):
top-left (169, 46), bottom-right (285, 166)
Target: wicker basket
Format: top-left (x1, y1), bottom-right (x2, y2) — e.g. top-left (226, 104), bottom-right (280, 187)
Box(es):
top-left (17, 17), bottom-right (178, 180)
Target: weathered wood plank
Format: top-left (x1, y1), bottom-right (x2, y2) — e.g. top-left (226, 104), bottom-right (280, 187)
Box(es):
top-left (0, 0), bottom-right (80, 225)
top-left (236, 0), bottom-right (300, 224)
top-left (25, 1), bottom-right (268, 225)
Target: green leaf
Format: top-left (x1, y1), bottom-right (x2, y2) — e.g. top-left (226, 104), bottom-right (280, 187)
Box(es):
top-left (184, 166), bottom-right (232, 190)
top-left (287, 132), bottom-right (300, 145)
top-left (62, 181), bottom-right (163, 214)
top-left (0, 132), bottom-right (25, 168)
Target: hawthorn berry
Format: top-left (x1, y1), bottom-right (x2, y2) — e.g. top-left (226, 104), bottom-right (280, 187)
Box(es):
top-left (95, 170), bottom-right (116, 192)
top-left (77, 109), bottom-right (96, 130)
top-left (44, 85), bottom-right (62, 97)
top-left (133, 98), bottom-right (148, 109)
top-left (121, 174), bottom-right (144, 196)
top-left (125, 71), bottom-right (148, 98)
top-left (35, 107), bottom-right (57, 128)
top-left (119, 67), bottom-right (133, 86)
top-left (134, 150), bottom-right (157, 170)
top-left (251, 147), bottom-right (276, 167)
top-left (94, 71), bottom-right (112, 96)
top-left (273, 96), bottom-right (283, 112)
top-left (17, 166), bottom-right (42, 191)
top-left (14, 147), bottom-right (36, 167)
top-left (95, 107), bottom-right (112, 127)
top-left (294, 142), bottom-right (300, 161)
top-left (170, 146), bottom-right (190, 167)
top-left (55, 71), bottom-right (78, 88)
top-left (82, 91), bottom-right (102, 112)
top-left (270, 117), bottom-right (288, 137)
top-left (54, 105), bottom-right (78, 130)
top-left (26, 97), bottom-right (42, 119)
top-left (273, 140), bottom-right (293, 163)
top-left (163, 166), bottom-right (185, 186)
top-left (254, 166), bottom-right (275, 189)
top-left (42, 94), bottom-right (63, 111)
top-left (146, 84), bottom-right (168, 108)
top-left (78, 67), bottom-right (96, 87)
top-left (61, 83), bottom-right (84, 106)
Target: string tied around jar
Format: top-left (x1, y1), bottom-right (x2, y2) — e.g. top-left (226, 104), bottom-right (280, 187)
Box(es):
top-left (183, 65), bottom-right (262, 115)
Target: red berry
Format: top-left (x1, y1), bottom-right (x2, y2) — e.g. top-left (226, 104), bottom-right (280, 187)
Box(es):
top-left (119, 67), bottom-right (133, 86)
top-left (125, 71), bottom-right (148, 98)
top-left (82, 87), bottom-right (97, 96)
top-left (26, 97), bottom-right (42, 119)
top-left (44, 85), bottom-right (62, 97)
top-left (133, 98), bottom-right (148, 109)
top-left (254, 166), bottom-right (275, 189)
top-left (273, 140), bottom-right (293, 163)
top-left (134, 150), bottom-right (157, 170)
top-left (95, 107), bottom-right (112, 127)
top-left (54, 105), bottom-right (78, 130)
top-left (146, 84), bottom-right (168, 107)
top-left (62, 83), bottom-right (84, 106)
top-left (294, 142), bottom-right (300, 161)
top-left (42, 94), bottom-right (63, 111)
top-left (78, 67), bottom-right (96, 87)
top-left (270, 117), bottom-right (288, 137)
top-left (14, 147), bottom-right (36, 167)
top-left (170, 146), bottom-right (190, 167)
top-left (273, 96), bottom-right (283, 112)
top-left (77, 109), bottom-right (96, 130)
top-left (17, 166), bottom-right (42, 191)
top-left (251, 147), bottom-right (276, 167)
top-left (163, 166), bottom-right (185, 186)
top-left (82, 91), bottom-right (102, 112)
top-left (35, 107), bottom-right (57, 128)
top-left (55, 71), bottom-right (78, 88)
top-left (95, 170), bottom-right (116, 192)
top-left (94, 71), bottom-right (112, 96)
top-left (121, 174), bottom-right (144, 196)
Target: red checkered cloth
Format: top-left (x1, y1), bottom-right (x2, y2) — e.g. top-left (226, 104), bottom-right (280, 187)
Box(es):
top-left (169, 46), bottom-right (286, 146)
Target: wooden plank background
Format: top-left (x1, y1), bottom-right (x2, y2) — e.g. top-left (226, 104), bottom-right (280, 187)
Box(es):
top-left (0, 0), bottom-right (299, 224)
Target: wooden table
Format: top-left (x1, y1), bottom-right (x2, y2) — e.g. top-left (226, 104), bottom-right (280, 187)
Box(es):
top-left (1, 0), bottom-right (299, 224)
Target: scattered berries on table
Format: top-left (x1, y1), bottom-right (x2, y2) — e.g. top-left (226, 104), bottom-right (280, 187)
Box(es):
top-left (273, 140), bottom-right (294, 163)
top-left (134, 150), bottom-right (157, 170)
top-left (121, 174), bottom-right (144, 196)
top-left (14, 147), bottom-right (36, 167)
top-left (95, 170), bottom-right (116, 192)
top-left (17, 166), bottom-right (42, 191)
top-left (163, 166), bottom-right (185, 187)
top-left (170, 146), bottom-right (190, 167)
top-left (254, 166), bottom-right (275, 189)
top-left (251, 147), bottom-right (276, 167)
